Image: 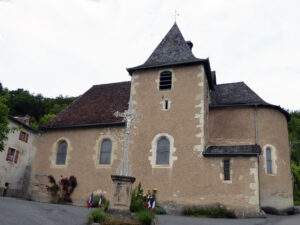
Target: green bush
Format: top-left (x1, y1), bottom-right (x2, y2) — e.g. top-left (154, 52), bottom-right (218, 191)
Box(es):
top-left (155, 205), bottom-right (167, 215)
top-left (92, 195), bottom-right (101, 207)
top-left (182, 205), bottom-right (236, 218)
top-left (130, 183), bottom-right (145, 212)
top-left (89, 194), bottom-right (110, 212)
top-left (135, 210), bottom-right (154, 225)
top-left (102, 197), bottom-right (110, 212)
top-left (87, 208), bottom-right (108, 224)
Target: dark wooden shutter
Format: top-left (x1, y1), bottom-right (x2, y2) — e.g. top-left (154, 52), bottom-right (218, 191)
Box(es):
top-left (6, 148), bottom-right (15, 162)
top-left (14, 151), bottom-right (19, 163)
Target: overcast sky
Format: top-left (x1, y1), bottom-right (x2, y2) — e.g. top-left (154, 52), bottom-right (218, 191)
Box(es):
top-left (0, 0), bottom-right (299, 110)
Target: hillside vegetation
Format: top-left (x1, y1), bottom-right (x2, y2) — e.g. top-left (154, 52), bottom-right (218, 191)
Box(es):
top-left (289, 111), bottom-right (300, 204)
top-left (0, 83), bottom-right (76, 129)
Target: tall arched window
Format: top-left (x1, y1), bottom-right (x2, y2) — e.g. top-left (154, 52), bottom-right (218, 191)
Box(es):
top-left (156, 136), bottom-right (170, 165)
top-left (56, 140), bottom-right (68, 165)
top-left (99, 139), bottom-right (112, 165)
top-left (266, 147), bottom-right (273, 174)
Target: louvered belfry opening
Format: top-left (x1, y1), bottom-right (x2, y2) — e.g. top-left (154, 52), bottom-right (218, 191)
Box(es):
top-left (159, 71), bottom-right (172, 90)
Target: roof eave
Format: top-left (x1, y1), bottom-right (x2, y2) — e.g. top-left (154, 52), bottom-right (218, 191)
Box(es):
top-left (42, 122), bottom-right (125, 131)
top-left (209, 103), bottom-right (290, 121)
top-left (203, 152), bottom-right (260, 157)
top-left (8, 116), bottom-right (38, 133)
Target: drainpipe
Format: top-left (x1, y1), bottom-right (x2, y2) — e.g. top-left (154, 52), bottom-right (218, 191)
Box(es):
top-left (254, 105), bottom-right (261, 209)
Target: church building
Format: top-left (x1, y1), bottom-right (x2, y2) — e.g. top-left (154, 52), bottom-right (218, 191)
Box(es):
top-left (30, 23), bottom-right (293, 215)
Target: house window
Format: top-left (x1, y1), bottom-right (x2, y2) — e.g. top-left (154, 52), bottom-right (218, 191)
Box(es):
top-left (56, 141), bottom-right (68, 165)
top-left (19, 131), bottom-right (29, 143)
top-left (266, 147), bottom-right (273, 174)
top-left (223, 159), bottom-right (230, 180)
top-left (156, 136), bottom-right (170, 165)
top-left (99, 139), bottom-right (112, 165)
top-left (6, 148), bottom-right (19, 163)
top-left (159, 71), bottom-right (172, 90)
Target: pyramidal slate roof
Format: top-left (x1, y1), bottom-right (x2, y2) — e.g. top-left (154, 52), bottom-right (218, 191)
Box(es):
top-left (210, 82), bottom-right (289, 119)
top-left (140, 23), bottom-right (200, 67)
top-left (127, 23), bottom-right (213, 88)
top-left (210, 82), bottom-right (267, 106)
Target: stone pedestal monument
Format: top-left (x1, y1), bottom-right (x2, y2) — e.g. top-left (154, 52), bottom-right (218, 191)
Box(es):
top-left (111, 101), bottom-right (136, 210)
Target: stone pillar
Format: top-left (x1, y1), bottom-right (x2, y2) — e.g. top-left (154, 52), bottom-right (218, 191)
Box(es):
top-left (111, 175), bottom-right (135, 210)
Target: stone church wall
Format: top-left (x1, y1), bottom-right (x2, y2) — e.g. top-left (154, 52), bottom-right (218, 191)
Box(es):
top-left (209, 107), bottom-right (293, 211)
top-left (127, 65), bottom-right (259, 215)
top-left (29, 127), bottom-right (125, 205)
top-left (29, 63), bottom-right (293, 215)
top-left (256, 108), bottom-right (293, 210)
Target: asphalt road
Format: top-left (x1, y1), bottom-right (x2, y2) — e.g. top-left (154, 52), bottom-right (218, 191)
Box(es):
top-left (0, 197), bottom-right (300, 225)
top-left (0, 197), bottom-right (89, 225)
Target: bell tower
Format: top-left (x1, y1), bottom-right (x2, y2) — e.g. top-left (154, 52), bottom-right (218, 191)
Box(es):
top-left (126, 23), bottom-right (214, 201)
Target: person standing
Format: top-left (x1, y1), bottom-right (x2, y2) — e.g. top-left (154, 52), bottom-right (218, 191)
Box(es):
top-left (2, 183), bottom-right (9, 197)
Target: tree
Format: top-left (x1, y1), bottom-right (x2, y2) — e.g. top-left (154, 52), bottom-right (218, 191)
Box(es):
top-left (39, 113), bottom-right (56, 126)
top-left (288, 111), bottom-right (300, 203)
top-left (0, 96), bottom-right (9, 152)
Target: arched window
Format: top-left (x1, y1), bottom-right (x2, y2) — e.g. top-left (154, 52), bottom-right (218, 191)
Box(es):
top-left (56, 140), bottom-right (68, 165)
top-left (266, 147), bottom-right (273, 174)
top-left (159, 71), bottom-right (172, 90)
top-left (99, 139), bottom-right (112, 165)
top-left (156, 136), bottom-right (170, 165)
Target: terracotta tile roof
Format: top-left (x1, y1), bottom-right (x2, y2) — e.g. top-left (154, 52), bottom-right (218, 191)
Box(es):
top-left (44, 81), bottom-right (130, 130)
top-left (203, 145), bottom-right (262, 157)
top-left (44, 80), bottom-right (289, 130)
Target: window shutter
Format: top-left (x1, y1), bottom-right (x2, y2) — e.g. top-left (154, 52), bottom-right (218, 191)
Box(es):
top-left (19, 131), bottom-right (29, 143)
top-left (14, 151), bottom-right (19, 163)
top-left (6, 148), bottom-right (15, 162)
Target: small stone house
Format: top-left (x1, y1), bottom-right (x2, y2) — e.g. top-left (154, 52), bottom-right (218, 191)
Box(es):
top-left (30, 23), bottom-right (293, 215)
top-left (0, 116), bottom-right (37, 197)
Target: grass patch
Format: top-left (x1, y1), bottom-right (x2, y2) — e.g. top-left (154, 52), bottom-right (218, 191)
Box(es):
top-left (182, 205), bottom-right (236, 218)
top-left (87, 208), bottom-right (109, 224)
top-left (103, 219), bottom-right (140, 225)
top-left (135, 210), bottom-right (155, 225)
top-left (294, 200), bottom-right (300, 206)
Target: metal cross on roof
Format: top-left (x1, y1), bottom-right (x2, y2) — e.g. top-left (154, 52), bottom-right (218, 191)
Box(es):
top-left (174, 10), bottom-right (180, 22)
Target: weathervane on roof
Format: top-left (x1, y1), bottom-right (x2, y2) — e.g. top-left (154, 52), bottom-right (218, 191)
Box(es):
top-left (174, 10), bottom-right (180, 22)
